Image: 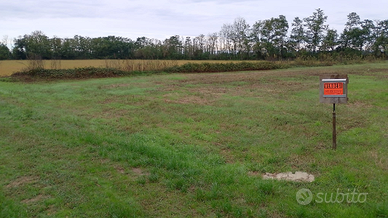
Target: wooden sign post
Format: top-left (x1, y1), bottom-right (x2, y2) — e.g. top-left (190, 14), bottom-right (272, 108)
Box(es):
top-left (319, 75), bottom-right (349, 150)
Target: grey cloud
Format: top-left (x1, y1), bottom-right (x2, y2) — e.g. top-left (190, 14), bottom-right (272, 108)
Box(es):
top-left (1, 0), bottom-right (387, 41)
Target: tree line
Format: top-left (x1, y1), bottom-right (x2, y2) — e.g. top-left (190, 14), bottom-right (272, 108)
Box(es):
top-left (1, 9), bottom-right (387, 61)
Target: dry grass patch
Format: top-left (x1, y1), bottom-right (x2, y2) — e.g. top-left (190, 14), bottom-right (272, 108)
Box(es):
top-left (181, 71), bottom-right (273, 85)
top-left (6, 176), bottom-right (38, 188)
top-left (188, 87), bottom-right (228, 95)
top-left (101, 83), bottom-right (131, 89)
top-left (132, 168), bottom-right (150, 176)
top-left (164, 94), bottom-right (214, 105)
top-left (370, 151), bottom-right (388, 171)
top-left (163, 86), bottom-right (229, 105)
top-left (115, 166), bottom-right (126, 174)
top-left (21, 194), bottom-right (50, 204)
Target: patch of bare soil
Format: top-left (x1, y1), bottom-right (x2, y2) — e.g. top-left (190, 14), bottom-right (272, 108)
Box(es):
top-left (132, 168), bottom-right (150, 176)
top-left (262, 171), bottom-right (315, 182)
top-left (116, 165), bottom-right (152, 176)
top-left (116, 166), bottom-right (126, 174)
top-left (6, 176), bottom-right (38, 188)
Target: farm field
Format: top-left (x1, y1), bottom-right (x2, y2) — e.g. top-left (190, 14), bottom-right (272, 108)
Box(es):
top-left (0, 59), bottom-right (270, 77)
top-left (0, 62), bottom-right (388, 217)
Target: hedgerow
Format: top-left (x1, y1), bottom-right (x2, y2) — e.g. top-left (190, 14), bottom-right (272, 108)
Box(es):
top-left (11, 67), bottom-right (135, 81)
top-left (164, 61), bottom-right (285, 73)
top-left (8, 59), bottom-right (381, 81)
top-left (9, 61), bottom-right (289, 81)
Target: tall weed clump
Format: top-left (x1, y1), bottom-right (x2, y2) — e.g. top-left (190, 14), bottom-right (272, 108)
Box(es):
top-left (164, 61), bottom-right (285, 73)
top-left (104, 59), bottom-right (179, 72)
top-left (25, 54), bottom-right (44, 71)
top-left (11, 67), bottom-right (131, 80)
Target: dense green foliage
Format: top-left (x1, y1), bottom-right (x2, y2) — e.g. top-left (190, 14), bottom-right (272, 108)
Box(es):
top-left (0, 43), bottom-right (11, 60)
top-left (6, 9), bottom-right (388, 61)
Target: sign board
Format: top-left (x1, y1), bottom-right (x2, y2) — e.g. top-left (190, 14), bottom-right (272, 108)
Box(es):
top-left (320, 75), bottom-right (348, 104)
top-left (322, 79), bottom-right (346, 97)
top-left (319, 74), bottom-right (349, 150)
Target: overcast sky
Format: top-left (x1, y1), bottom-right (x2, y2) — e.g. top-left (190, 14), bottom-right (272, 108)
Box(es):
top-left (1, 0), bottom-right (388, 45)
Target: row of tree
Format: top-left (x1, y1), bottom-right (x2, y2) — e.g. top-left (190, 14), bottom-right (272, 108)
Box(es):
top-left (1, 9), bottom-right (387, 61)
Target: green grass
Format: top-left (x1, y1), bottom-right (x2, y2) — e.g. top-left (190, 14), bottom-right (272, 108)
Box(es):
top-left (0, 62), bottom-right (388, 217)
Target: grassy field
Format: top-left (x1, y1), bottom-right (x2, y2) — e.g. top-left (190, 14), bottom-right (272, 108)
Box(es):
top-left (0, 62), bottom-right (387, 217)
top-left (0, 59), bottom-right (274, 77)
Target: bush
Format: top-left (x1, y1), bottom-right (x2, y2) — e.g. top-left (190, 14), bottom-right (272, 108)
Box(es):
top-left (9, 61), bottom-right (291, 81)
top-left (11, 67), bottom-right (135, 80)
top-left (164, 61), bottom-right (285, 73)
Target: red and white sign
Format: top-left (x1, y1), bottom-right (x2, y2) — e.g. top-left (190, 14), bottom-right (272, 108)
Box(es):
top-left (324, 82), bottom-right (344, 95)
